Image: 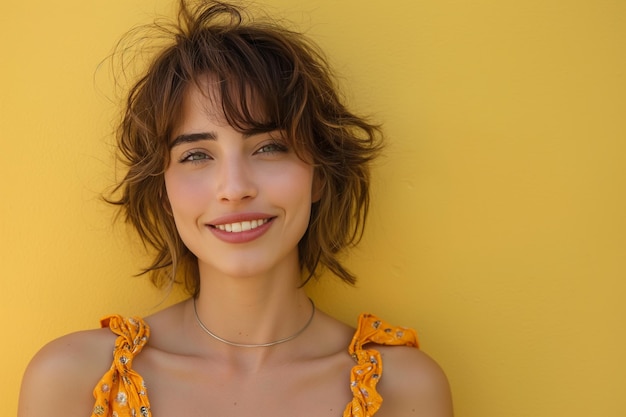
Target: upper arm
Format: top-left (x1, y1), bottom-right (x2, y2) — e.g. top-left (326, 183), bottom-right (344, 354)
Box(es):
top-left (18, 329), bottom-right (115, 417)
top-left (376, 346), bottom-right (454, 417)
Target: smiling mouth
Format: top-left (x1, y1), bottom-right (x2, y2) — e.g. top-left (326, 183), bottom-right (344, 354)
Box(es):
top-left (211, 218), bottom-right (272, 233)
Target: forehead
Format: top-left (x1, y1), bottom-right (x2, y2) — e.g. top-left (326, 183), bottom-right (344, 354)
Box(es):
top-left (178, 81), bottom-right (225, 127)
top-left (172, 75), bottom-right (270, 138)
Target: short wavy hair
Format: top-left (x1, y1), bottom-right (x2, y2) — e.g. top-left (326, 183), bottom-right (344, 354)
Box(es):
top-left (109, 0), bottom-right (383, 296)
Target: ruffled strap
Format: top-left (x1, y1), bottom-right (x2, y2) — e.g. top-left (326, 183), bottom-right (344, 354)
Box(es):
top-left (343, 314), bottom-right (419, 417)
top-left (91, 316), bottom-right (151, 417)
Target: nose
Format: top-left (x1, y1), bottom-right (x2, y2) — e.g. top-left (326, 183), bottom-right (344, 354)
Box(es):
top-left (214, 155), bottom-right (257, 202)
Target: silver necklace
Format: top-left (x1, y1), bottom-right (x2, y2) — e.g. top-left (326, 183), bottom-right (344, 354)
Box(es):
top-left (192, 297), bottom-right (315, 348)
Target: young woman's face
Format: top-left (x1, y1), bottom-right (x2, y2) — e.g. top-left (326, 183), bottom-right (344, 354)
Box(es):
top-left (164, 84), bottom-right (317, 279)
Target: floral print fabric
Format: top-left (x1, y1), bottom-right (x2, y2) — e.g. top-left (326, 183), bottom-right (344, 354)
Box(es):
top-left (91, 316), bottom-right (151, 417)
top-left (344, 314), bottom-right (419, 417)
top-left (92, 313), bottom-right (418, 417)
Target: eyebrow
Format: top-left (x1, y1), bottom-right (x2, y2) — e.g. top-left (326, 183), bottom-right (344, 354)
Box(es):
top-left (170, 132), bottom-right (217, 149)
top-left (170, 129), bottom-right (279, 149)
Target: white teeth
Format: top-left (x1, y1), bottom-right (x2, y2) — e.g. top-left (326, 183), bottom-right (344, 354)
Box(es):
top-left (215, 219), bottom-right (269, 233)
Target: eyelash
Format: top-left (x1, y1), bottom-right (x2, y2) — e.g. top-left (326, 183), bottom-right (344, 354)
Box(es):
top-left (178, 141), bottom-right (288, 164)
top-left (179, 151), bottom-right (210, 164)
top-left (255, 141), bottom-right (288, 154)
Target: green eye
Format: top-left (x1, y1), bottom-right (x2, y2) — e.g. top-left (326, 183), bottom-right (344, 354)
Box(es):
top-left (257, 142), bottom-right (288, 154)
top-left (180, 151), bottom-right (210, 163)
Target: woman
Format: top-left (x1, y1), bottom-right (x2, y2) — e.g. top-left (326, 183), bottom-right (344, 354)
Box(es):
top-left (18, 1), bottom-right (453, 416)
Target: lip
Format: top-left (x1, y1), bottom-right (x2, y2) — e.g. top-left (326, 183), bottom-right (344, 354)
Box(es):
top-left (206, 212), bottom-right (275, 244)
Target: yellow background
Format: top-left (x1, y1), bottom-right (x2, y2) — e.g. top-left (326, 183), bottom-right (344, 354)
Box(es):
top-left (2, 0), bottom-right (625, 415)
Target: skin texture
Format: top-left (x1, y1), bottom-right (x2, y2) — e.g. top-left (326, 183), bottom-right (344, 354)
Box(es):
top-left (18, 84), bottom-right (453, 417)
top-left (164, 83), bottom-right (317, 284)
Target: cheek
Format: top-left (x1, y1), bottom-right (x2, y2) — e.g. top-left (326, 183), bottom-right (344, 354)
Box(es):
top-left (268, 163), bottom-right (314, 201)
top-left (270, 164), bottom-right (316, 230)
top-left (164, 171), bottom-right (210, 214)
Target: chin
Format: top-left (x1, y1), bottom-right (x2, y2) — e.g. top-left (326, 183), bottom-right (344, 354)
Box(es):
top-left (199, 258), bottom-right (289, 280)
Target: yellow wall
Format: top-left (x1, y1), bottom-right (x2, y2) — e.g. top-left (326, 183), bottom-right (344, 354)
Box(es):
top-left (2, 1), bottom-right (624, 415)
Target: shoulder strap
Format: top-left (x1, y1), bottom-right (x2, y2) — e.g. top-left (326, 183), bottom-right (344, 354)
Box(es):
top-left (91, 316), bottom-right (152, 417)
top-left (343, 314), bottom-right (419, 417)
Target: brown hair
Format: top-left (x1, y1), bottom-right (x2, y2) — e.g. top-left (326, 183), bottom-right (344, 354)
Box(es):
top-left (109, 0), bottom-right (383, 296)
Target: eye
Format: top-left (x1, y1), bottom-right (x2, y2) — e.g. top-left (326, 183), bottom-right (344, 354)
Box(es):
top-left (255, 141), bottom-right (288, 155)
top-left (179, 150), bottom-right (211, 164)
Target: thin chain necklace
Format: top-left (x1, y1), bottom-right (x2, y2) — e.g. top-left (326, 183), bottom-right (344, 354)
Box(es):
top-left (192, 297), bottom-right (315, 348)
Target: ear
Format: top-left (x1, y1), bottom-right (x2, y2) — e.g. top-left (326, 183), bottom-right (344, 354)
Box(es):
top-left (311, 171), bottom-right (324, 203)
top-left (159, 187), bottom-right (173, 216)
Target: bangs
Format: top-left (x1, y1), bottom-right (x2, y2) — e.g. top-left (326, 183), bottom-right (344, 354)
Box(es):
top-left (190, 72), bottom-right (279, 135)
top-left (179, 26), bottom-right (307, 141)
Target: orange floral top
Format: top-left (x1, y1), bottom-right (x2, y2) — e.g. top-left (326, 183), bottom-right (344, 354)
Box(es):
top-left (91, 313), bottom-right (419, 417)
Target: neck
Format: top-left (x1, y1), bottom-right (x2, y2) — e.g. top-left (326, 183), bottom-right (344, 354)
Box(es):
top-left (193, 297), bottom-right (315, 348)
top-left (190, 260), bottom-right (313, 358)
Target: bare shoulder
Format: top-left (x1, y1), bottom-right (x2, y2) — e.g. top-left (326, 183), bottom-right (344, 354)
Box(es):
top-left (375, 345), bottom-right (454, 417)
top-left (18, 328), bottom-right (117, 417)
